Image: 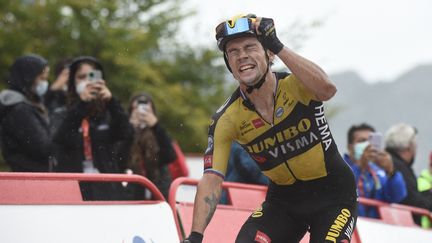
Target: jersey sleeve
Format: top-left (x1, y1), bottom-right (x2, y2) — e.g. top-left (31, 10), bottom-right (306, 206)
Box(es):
top-left (203, 113), bottom-right (236, 179)
top-left (286, 74), bottom-right (317, 104)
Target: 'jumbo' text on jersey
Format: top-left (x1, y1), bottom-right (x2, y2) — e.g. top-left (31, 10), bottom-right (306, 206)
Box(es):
top-left (203, 73), bottom-right (340, 186)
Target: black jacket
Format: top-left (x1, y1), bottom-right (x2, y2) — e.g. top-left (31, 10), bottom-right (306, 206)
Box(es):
top-left (53, 98), bottom-right (133, 173)
top-left (389, 150), bottom-right (431, 210)
top-left (0, 89), bottom-right (51, 172)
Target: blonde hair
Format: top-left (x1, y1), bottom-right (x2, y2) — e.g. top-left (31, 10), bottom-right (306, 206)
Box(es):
top-left (384, 123), bottom-right (417, 151)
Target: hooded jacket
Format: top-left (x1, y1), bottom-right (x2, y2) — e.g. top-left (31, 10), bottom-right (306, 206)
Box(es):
top-left (0, 55), bottom-right (51, 172)
top-left (52, 56), bottom-right (133, 174)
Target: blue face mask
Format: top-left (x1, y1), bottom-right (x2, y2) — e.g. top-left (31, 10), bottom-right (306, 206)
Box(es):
top-left (35, 80), bottom-right (49, 97)
top-left (354, 141), bottom-right (369, 161)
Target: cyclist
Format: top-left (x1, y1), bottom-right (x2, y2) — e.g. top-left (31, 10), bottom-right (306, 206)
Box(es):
top-left (183, 14), bottom-right (357, 243)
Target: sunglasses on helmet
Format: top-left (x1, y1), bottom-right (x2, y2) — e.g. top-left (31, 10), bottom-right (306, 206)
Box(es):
top-left (217, 17), bottom-right (253, 37)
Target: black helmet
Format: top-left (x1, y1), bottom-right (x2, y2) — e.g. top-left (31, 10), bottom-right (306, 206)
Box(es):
top-left (215, 13), bottom-right (258, 51)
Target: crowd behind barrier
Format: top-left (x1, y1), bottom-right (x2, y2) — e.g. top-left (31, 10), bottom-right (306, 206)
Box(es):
top-left (0, 54), bottom-right (188, 201)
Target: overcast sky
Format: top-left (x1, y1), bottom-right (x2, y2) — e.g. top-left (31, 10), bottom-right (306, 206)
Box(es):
top-left (179, 0), bottom-right (432, 83)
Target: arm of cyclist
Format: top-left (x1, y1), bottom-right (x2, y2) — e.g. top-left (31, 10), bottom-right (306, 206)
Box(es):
top-left (254, 17), bottom-right (336, 101)
top-left (183, 173), bottom-right (224, 243)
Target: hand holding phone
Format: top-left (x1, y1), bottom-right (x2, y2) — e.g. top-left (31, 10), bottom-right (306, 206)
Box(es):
top-left (369, 132), bottom-right (383, 151)
top-left (87, 70), bottom-right (102, 82)
top-left (137, 104), bottom-right (149, 114)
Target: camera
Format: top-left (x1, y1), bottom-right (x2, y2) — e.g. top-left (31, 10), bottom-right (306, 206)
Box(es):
top-left (138, 104), bottom-right (149, 114)
top-left (137, 100), bottom-right (150, 114)
top-left (87, 70), bottom-right (102, 82)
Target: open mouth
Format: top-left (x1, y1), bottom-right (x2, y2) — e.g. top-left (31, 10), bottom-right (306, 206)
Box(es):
top-left (239, 64), bottom-right (255, 72)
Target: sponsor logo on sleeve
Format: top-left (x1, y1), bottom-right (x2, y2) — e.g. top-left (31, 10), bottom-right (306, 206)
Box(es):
top-left (205, 136), bottom-right (214, 154)
top-left (204, 155), bottom-right (213, 168)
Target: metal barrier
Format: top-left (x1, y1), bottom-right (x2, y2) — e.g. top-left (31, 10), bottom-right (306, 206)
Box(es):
top-left (0, 172), bottom-right (165, 204)
top-left (0, 172), bottom-right (179, 243)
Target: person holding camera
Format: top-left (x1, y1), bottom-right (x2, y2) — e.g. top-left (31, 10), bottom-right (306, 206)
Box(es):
top-left (0, 54), bottom-right (52, 172)
top-left (53, 56), bottom-right (133, 200)
top-left (343, 123), bottom-right (407, 218)
top-left (183, 14), bottom-right (357, 243)
top-left (117, 92), bottom-right (178, 200)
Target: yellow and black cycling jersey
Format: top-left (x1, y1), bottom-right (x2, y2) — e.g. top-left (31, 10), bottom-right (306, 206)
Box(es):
top-left (203, 72), bottom-right (342, 186)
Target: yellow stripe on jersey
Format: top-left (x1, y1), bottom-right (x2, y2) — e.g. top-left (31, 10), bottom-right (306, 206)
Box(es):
top-left (262, 163), bottom-right (296, 185)
top-left (286, 143), bottom-right (327, 180)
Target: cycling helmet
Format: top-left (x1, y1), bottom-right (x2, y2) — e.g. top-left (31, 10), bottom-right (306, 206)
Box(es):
top-left (215, 13), bottom-right (258, 51)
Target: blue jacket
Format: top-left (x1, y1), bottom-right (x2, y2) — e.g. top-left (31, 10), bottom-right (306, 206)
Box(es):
top-left (344, 154), bottom-right (407, 218)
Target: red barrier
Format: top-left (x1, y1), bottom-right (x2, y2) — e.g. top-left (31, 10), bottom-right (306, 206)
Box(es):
top-left (170, 178), bottom-right (432, 242)
top-left (358, 197), bottom-right (432, 228)
top-left (0, 172), bottom-right (165, 204)
top-left (169, 177), bottom-right (356, 243)
top-left (168, 177), bottom-right (269, 241)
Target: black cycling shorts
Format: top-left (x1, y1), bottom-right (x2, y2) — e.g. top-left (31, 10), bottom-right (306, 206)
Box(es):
top-left (236, 200), bottom-right (358, 243)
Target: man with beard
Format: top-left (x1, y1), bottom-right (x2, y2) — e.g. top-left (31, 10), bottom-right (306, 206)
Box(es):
top-left (53, 56), bottom-right (133, 200)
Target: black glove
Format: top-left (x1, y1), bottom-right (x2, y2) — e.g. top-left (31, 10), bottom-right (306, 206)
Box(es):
top-left (258, 17), bottom-right (284, 54)
top-left (182, 232), bottom-right (203, 243)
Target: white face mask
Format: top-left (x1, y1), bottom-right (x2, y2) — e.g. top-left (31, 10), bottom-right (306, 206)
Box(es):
top-left (76, 81), bottom-right (89, 95)
top-left (354, 141), bottom-right (369, 161)
top-left (35, 80), bottom-right (49, 97)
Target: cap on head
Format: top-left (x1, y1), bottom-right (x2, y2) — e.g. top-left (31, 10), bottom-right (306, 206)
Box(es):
top-left (215, 13), bottom-right (258, 51)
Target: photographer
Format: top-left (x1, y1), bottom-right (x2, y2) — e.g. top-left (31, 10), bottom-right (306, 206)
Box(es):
top-left (117, 92), bottom-right (178, 200)
top-left (53, 56), bottom-right (133, 200)
top-left (343, 123), bottom-right (407, 218)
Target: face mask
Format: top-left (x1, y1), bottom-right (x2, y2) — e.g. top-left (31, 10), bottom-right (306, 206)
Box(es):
top-left (76, 81), bottom-right (89, 95)
top-left (354, 141), bottom-right (369, 161)
top-left (35, 80), bottom-right (49, 97)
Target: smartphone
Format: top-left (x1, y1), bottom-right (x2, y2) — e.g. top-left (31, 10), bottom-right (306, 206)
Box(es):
top-left (369, 132), bottom-right (383, 151)
top-left (87, 70), bottom-right (102, 82)
top-left (137, 103), bottom-right (149, 114)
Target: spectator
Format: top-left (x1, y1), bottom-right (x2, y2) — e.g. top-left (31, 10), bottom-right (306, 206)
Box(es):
top-left (343, 123), bottom-right (407, 218)
top-left (417, 152), bottom-right (432, 228)
top-left (0, 54), bottom-right (52, 172)
top-left (119, 92), bottom-right (178, 199)
top-left (220, 142), bottom-right (269, 204)
top-left (44, 57), bottom-right (72, 134)
top-left (53, 56), bottom-right (133, 200)
top-left (385, 123), bottom-right (432, 224)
